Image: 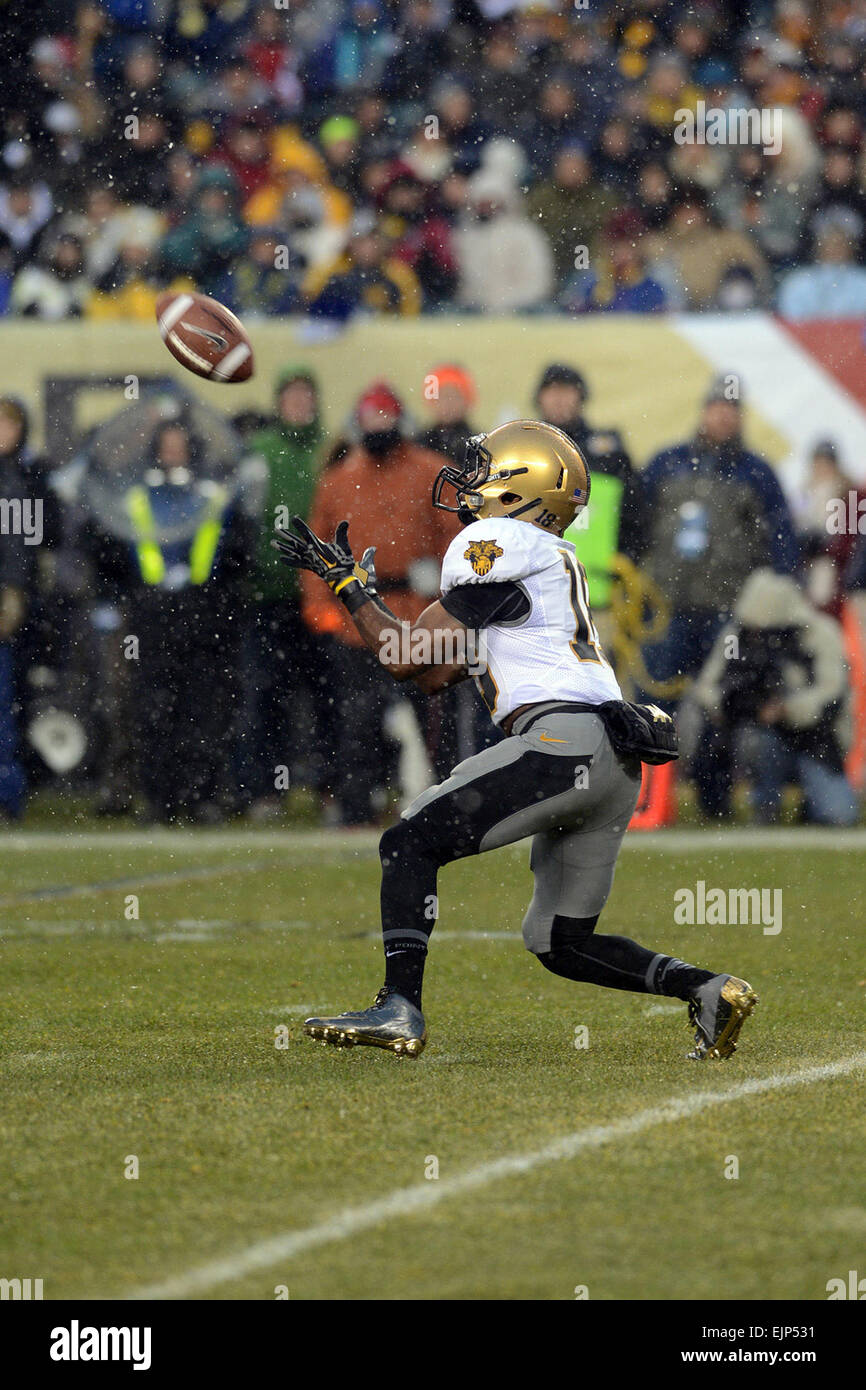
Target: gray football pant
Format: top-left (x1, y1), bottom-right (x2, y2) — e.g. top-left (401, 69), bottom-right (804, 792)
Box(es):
top-left (393, 707), bottom-right (642, 955)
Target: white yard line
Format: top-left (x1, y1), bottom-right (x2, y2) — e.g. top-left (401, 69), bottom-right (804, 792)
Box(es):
top-left (625, 828), bottom-right (866, 852)
top-left (418, 929), bottom-right (515, 941)
top-left (643, 1002), bottom-right (685, 1017)
top-left (153, 931), bottom-right (216, 943)
top-left (128, 1051), bottom-right (866, 1301)
top-left (4, 827), bottom-right (866, 853)
top-left (0, 858), bottom-right (277, 907)
top-left (0, 918), bottom-right (314, 939)
top-left (0, 830), bottom-right (382, 852)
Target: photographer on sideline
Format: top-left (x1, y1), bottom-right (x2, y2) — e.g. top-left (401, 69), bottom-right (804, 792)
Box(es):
top-left (692, 568), bottom-right (857, 825)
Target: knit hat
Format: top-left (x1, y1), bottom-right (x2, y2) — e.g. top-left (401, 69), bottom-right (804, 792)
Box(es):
top-left (535, 363), bottom-right (588, 401)
top-left (427, 363), bottom-right (477, 408)
top-left (320, 116), bottom-right (360, 148)
top-left (276, 364), bottom-right (318, 398)
top-left (357, 381), bottom-right (403, 419)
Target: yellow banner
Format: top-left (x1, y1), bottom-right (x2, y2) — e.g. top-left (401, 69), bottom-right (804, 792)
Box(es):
top-left (0, 316), bottom-right (787, 466)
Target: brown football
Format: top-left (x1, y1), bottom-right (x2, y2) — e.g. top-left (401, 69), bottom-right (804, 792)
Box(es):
top-left (155, 290), bottom-right (254, 383)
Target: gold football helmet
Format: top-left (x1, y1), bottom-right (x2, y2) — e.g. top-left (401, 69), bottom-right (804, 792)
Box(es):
top-left (432, 419), bottom-right (590, 533)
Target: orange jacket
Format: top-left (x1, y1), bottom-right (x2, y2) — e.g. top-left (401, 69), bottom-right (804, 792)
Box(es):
top-left (301, 442), bottom-right (461, 646)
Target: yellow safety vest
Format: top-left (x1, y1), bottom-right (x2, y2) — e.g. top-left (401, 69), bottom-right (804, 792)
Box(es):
top-left (125, 485), bottom-right (228, 586)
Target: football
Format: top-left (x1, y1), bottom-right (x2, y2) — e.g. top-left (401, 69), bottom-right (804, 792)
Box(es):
top-left (155, 290), bottom-right (254, 383)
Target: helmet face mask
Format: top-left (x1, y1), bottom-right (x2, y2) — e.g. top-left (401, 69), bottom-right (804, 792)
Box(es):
top-left (432, 420), bottom-right (591, 532)
top-left (431, 434), bottom-right (492, 523)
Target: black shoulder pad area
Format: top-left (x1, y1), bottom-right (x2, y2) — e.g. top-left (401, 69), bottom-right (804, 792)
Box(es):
top-left (440, 580), bottom-right (530, 629)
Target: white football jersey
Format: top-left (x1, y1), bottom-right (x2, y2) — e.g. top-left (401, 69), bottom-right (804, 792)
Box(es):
top-left (440, 516), bottom-right (622, 724)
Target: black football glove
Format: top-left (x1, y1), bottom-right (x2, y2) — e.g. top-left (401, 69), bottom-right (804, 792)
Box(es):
top-left (272, 517), bottom-right (374, 612)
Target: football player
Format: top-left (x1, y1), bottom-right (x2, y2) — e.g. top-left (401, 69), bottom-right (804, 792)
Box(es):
top-left (275, 421), bottom-right (757, 1061)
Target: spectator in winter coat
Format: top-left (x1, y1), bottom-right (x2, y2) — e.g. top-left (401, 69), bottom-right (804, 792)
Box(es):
top-left (713, 147), bottom-right (812, 270)
top-left (630, 160), bottom-right (677, 234)
top-left (473, 26), bottom-right (536, 138)
top-left (429, 80), bottom-right (491, 176)
top-left (58, 184), bottom-right (164, 282)
top-left (806, 145), bottom-right (866, 257)
top-left (318, 115), bottom-right (365, 202)
top-left (10, 234), bottom-right (90, 320)
top-left (526, 144), bottom-right (621, 290)
top-left (245, 365), bottom-right (328, 811)
top-left (81, 412), bottom-right (258, 824)
top-left (643, 188), bottom-right (771, 310)
top-left (524, 75), bottom-right (596, 179)
top-left (302, 0), bottom-right (395, 101)
top-left (778, 219), bottom-right (866, 320)
top-left (305, 213), bottom-right (420, 320)
top-left (381, 0), bottom-right (452, 103)
top-left (166, 0), bottom-right (257, 71)
top-left (88, 234), bottom-right (194, 320)
top-left (693, 569), bottom-right (857, 825)
top-left (300, 381), bottom-right (459, 823)
top-left (216, 226), bottom-right (304, 317)
top-left (106, 106), bottom-right (177, 208)
top-left (641, 377), bottom-right (799, 698)
top-left (792, 439), bottom-right (865, 619)
top-left (378, 166), bottom-right (457, 308)
top-left (454, 168), bottom-right (554, 312)
top-left (593, 115), bottom-right (647, 195)
top-left (534, 361), bottom-right (643, 669)
top-left (560, 237), bottom-right (669, 314)
top-left (159, 164), bottom-right (249, 298)
top-left (0, 175), bottom-right (53, 269)
top-left (244, 133), bottom-right (351, 269)
top-left (0, 397), bottom-right (41, 818)
top-left (208, 115), bottom-right (274, 203)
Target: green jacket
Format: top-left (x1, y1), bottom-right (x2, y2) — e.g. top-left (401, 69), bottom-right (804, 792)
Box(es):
top-left (526, 178), bottom-right (621, 286)
top-left (251, 415), bottom-right (324, 600)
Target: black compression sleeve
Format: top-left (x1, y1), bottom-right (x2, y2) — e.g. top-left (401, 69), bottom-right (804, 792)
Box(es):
top-left (439, 581), bottom-right (530, 628)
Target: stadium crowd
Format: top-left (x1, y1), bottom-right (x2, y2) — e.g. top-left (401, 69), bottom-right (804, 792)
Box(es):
top-left (2, 0), bottom-right (866, 831)
top-left (2, 355), bottom-right (866, 829)
top-left (5, 1), bottom-right (866, 319)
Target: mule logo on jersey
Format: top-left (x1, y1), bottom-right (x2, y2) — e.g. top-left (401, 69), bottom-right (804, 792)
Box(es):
top-left (464, 539), bottom-right (503, 576)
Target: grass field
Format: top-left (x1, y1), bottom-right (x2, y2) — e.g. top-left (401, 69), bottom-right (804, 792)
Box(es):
top-left (2, 826), bottom-right (865, 1301)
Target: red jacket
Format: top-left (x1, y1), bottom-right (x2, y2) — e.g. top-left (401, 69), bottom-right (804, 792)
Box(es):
top-left (301, 441), bottom-right (460, 646)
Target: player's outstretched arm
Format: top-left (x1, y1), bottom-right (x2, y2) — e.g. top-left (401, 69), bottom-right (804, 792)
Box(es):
top-left (273, 517), bottom-right (469, 693)
top-left (352, 596), bottom-right (470, 691)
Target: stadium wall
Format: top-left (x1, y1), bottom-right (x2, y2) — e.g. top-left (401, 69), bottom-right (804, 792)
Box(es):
top-left (4, 313), bottom-right (866, 483)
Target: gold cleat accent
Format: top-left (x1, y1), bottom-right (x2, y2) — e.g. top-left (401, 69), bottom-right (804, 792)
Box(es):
top-left (304, 989), bottom-right (427, 1059)
top-left (713, 977), bottom-right (759, 1059)
top-left (308, 1027), bottom-right (427, 1058)
top-left (688, 976), bottom-right (759, 1061)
